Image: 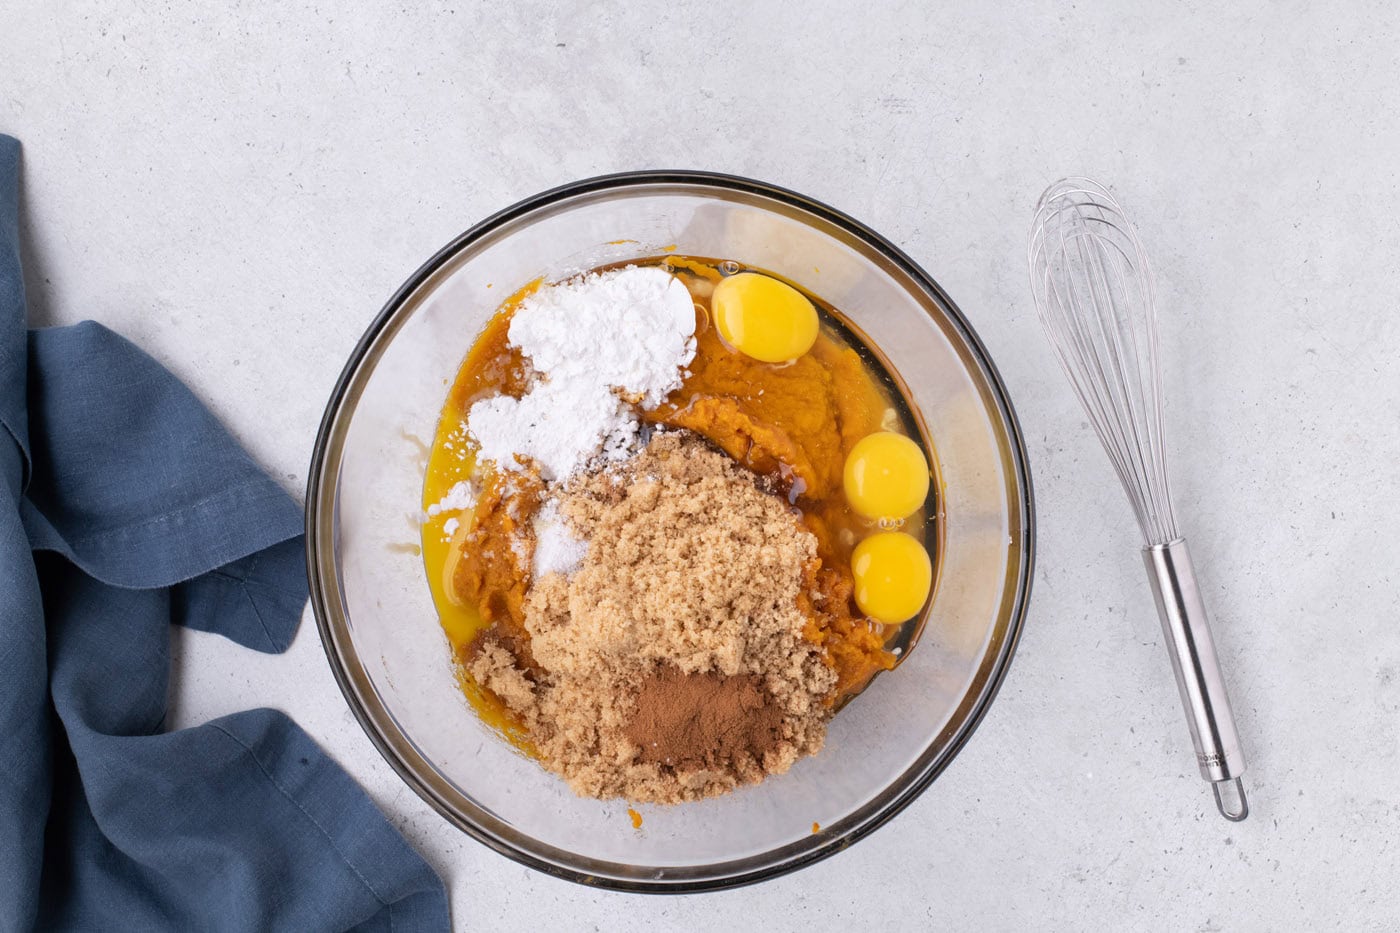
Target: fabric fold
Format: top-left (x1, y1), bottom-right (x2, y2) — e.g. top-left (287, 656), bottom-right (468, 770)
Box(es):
top-left (21, 320), bottom-right (305, 592)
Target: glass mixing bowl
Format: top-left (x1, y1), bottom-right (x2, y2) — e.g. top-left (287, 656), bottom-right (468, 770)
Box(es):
top-left (306, 172), bottom-right (1034, 892)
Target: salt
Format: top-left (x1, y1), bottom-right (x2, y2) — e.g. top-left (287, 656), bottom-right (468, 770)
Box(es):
top-left (466, 267), bottom-right (696, 481)
top-left (532, 500), bottom-right (586, 577)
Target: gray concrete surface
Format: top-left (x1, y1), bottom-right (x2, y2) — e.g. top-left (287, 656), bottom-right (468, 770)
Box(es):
top-left (4, 1), bottom-right (1398, 929)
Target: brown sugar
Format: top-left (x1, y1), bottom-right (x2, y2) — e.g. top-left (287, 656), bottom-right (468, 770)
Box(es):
top-left (468, 432), bottom-right (837, 803)
top-left (648, 299), bottom-right (899, 695)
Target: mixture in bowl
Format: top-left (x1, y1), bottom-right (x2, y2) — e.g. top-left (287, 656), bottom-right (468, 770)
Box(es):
top-left (420, 257), bottom-right (938, 804)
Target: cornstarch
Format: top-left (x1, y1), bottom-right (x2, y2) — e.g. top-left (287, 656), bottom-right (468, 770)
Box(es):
top-left (466, 266), bottom-right (696, 480)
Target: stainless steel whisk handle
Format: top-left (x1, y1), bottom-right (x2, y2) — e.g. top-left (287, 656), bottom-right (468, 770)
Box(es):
top-left (1142, 538), bottom-right (1249, 821)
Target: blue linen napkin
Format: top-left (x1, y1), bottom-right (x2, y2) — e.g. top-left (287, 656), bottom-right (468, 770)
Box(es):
top-left (0, 135), bottom-right (449, 932)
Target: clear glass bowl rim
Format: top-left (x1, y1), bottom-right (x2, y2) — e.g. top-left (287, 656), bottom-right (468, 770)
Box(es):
top-left (305, 170), bottom-right (1037, 893)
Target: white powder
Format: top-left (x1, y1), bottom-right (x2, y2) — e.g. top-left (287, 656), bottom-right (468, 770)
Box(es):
top-left (466, 267), bottom-right (696, 481)
top-left (531, 500), bottom-right (586, 577)
top-left (426, 480), bottom-right (476, 517)
top-left (468, 382), bottom-right (636, 481)
top-left (442, 517), bottom-right (460, 538)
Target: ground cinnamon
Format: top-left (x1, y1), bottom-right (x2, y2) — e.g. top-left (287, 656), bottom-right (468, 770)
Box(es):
top-left (624, 666), bottom-right (785, 772)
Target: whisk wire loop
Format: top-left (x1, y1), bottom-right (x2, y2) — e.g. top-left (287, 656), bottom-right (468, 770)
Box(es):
top-left (1028, 179), bottom-right (1179, 545)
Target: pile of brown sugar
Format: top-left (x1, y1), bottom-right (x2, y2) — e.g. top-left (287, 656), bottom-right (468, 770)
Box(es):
top-left (468, 431), bottom-right (837, 802)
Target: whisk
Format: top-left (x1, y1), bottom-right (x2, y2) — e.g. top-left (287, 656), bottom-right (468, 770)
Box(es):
top-left (1028, 178), bottom-right (1248, 821)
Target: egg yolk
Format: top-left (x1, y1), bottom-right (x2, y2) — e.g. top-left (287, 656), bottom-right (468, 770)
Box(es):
top-left (843, 431), bottom-right (930, 520)
top-left (851, 531), bottom-right (932, 624)
top-left (711, 272), bottom-right (819, 363)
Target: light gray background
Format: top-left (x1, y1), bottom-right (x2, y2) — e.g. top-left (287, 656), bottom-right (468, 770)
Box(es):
top-left (4, 1), bottom-right (1397, 930)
